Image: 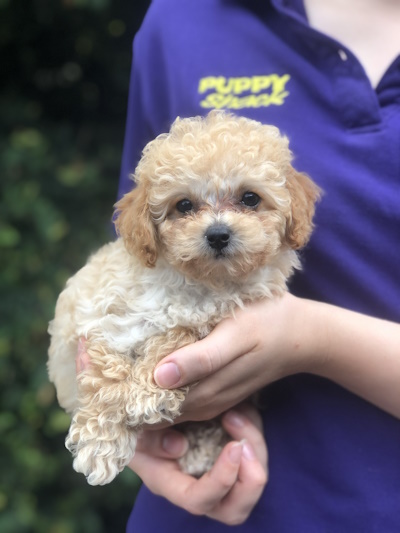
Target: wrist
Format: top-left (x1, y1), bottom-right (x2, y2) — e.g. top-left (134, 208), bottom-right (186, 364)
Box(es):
top-left (281, 295), bottom-right (328, 377)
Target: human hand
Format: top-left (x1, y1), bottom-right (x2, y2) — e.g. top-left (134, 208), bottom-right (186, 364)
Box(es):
top-left (129, 404), bottom-right (268, 525)
top-left (154, 293), bottom-right (319, 422)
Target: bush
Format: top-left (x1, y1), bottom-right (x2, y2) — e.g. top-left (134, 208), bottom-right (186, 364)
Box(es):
top-left (0, 1), bottom-right (149, 531)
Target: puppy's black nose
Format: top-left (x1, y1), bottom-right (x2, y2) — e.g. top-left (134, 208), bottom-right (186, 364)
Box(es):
top-left (206, 225), bottom-right (231, 251)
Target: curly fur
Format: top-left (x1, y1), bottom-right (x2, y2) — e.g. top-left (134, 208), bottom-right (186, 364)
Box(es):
top-left (48, 111), bottom-right (320, 485)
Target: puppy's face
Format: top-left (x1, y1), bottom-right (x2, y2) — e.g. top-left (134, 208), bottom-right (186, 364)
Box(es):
top-left (115, 112), bottom-right (320, 286)
top-left (156, 174), bottom-right (289, 283)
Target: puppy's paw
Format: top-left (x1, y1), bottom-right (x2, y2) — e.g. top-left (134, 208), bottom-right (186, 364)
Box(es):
top-left (178, 420), bottom-right (230, 477)
top-left (127, 385), bottom-right (189, 426)
top-left (66, 414), bottom-right (137, 485)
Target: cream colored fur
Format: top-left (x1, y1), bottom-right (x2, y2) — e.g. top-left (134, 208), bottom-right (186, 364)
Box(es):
top-left (48, 111), bottom-right (320, 485)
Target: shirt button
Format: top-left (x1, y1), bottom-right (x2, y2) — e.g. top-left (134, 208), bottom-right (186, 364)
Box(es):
top-left (338, 49), bottom-right (348, 61)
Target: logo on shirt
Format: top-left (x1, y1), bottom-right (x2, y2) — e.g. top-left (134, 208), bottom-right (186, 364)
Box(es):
top-left (198, 74), bottom-right (291, 109)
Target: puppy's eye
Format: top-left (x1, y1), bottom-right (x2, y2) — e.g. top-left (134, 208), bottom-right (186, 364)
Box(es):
top-left (176, 198), bottom-right (193, 214)
top-left (241, 191), bottom-right (261, 208)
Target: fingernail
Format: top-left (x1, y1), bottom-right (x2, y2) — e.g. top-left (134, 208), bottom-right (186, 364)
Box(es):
top-left (229, 442), bottom-right (243, 464)
top-left (224, 410), bottom-right (245, 428)
top-left (242, 441), bottom-right (256, 461)
top-left (162, 432), bottom-right (188, 457)
top-left (154, 363), bottom-right (181, 388)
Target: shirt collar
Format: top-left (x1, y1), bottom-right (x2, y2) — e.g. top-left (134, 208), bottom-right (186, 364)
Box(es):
top-left (271, 0), bottom-right (308, 24)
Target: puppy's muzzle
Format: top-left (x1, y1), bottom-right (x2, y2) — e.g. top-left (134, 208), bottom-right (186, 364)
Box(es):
top-left (205, 224), bottom-right (231, 252)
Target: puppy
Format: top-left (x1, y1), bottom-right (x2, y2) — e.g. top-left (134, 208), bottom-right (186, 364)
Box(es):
top-left (48, 111), bottom-right (320, 485)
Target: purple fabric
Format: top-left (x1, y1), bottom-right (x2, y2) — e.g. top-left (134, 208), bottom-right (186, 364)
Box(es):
top-left (121, 0), bottom-right (400, 530)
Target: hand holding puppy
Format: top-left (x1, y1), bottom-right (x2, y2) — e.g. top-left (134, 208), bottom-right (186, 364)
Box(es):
top-left (129, 405), bottom-right (268, 526)
top-left (154, 293), bottom-right (309, 422)
top-left (156, 291), bottom-right (400, 424)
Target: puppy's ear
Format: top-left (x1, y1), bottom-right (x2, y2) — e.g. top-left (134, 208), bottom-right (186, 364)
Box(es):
top-left (113, 185), bottom-right (158, 267)
top-left (285, 168), bottom-right (321, 250)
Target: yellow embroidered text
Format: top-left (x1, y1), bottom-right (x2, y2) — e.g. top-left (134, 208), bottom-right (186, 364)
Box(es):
top-left (198, 74), bottom-right (290, 109)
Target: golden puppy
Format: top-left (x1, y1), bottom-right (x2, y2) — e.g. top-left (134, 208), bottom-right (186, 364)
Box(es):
top-left (48, 111), bottom-right (320, 485)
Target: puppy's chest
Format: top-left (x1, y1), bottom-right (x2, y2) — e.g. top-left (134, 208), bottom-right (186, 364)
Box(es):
top-left (130, 283), bottom-right (234, 333)
top-left (95, 281), bottom-right (239, 354)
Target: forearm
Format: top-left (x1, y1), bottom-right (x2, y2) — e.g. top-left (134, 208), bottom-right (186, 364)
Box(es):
top-left (298, 298), bottom-right (400, 418)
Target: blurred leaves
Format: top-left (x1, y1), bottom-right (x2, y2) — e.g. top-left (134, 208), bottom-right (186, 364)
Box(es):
top-left (1, 0), bottom-right (149, 531)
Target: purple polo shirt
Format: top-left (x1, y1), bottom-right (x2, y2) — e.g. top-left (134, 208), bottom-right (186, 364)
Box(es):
top-left (120, 1), bottom-right (400, 531)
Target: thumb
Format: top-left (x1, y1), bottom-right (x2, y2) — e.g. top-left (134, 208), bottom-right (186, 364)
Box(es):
top-left (153, 317), bottom-right (257, 388)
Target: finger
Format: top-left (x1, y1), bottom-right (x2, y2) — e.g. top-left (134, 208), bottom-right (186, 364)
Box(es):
top-left (130, 440), bottom-right (243, 515)
top-left (183, 441), bottom-right (243, 515)
top-left (207, 409), bottom-right (268, 524)
top-left (135, 429), bottom-right (189, 459)
top-left (208, 442), bottom-right (268, 525)
top-left (154, 314), bottom-right (258, 388)
top-left (222, 407), bottom-right (267, 468)
top-left (234, 402), bottom-right (264, 431)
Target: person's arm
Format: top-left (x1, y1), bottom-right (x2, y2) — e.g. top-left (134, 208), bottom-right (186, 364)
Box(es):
top-left (154, 293), bottom-right (400, 420)
top-left (118, 2), bottom-right (178, 200)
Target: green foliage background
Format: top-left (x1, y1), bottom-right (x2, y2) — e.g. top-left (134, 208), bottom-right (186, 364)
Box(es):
top-left (1, 0), bottom-right (150, 531)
